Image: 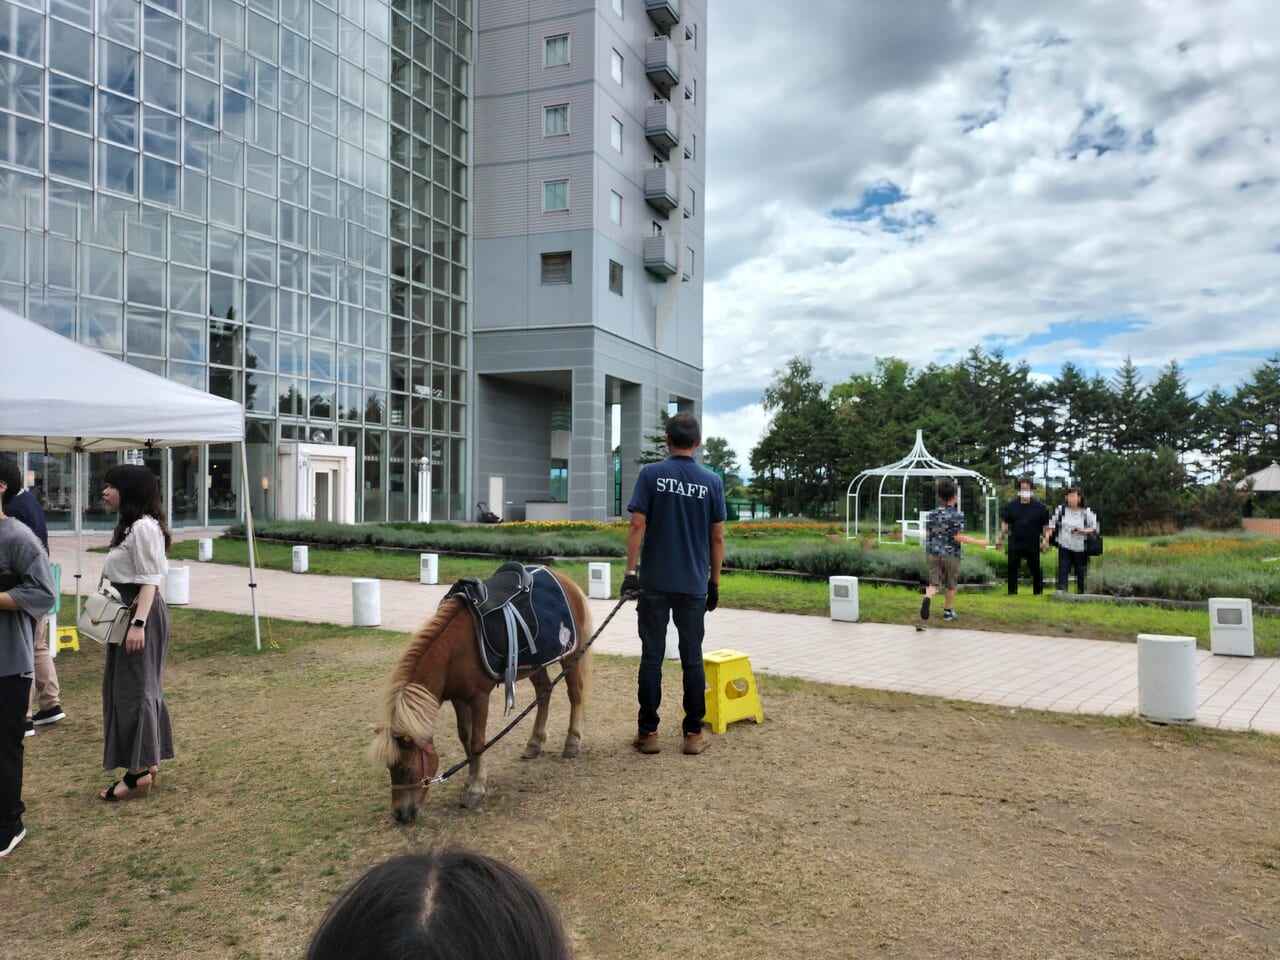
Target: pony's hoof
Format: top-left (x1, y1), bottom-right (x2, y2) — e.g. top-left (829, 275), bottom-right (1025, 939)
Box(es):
top-left (460, 789), bottom-right (485, 809)
top-left (561, 742), bottom-right (580, 759)
top-left (521, 743), bottom-right (544, 760)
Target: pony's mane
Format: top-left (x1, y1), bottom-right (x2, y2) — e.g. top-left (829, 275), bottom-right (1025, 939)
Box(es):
top-left (370, 600), bottom-right (463, 767)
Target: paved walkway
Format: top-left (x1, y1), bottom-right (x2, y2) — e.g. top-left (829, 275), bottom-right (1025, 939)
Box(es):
top-left (48, 532), bottom-right (1280, 736)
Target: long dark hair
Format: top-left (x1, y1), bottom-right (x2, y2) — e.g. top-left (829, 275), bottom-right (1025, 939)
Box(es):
top-left (306, 849), bottom-right (573, 960)
top-left (104, 463), bottom-right (172, 551)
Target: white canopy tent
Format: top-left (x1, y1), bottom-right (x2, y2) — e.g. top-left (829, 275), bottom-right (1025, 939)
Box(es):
top-left (1236, 462), bottom-right (1280, 493)
top-left (0, 306), bottom-right (263, 648)
top-left (845, 430), bottom-right (998, 544)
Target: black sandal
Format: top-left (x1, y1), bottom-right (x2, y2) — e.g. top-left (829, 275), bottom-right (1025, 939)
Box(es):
top-left (99, 769), bottom-right (153, 802)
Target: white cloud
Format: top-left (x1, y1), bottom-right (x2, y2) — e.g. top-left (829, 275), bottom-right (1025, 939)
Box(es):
top-left (703, 0), bottom-right (1280, 464)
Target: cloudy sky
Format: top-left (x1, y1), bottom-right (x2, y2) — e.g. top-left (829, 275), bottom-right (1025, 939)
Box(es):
top-left (699, 0), bottom-right (1280, 473)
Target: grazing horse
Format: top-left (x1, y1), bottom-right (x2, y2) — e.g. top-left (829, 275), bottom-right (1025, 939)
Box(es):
top-left (371, 568), bottom-right (591, 821)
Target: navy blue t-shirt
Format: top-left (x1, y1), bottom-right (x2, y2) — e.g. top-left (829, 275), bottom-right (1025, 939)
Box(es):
top-left (6, 489), bottom-right (48, 553)
top-left (627, 455), bottom-right (726, 594)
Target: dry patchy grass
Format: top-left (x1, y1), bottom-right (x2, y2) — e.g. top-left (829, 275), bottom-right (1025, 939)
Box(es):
top-left (4, 609), bottom-right (1280, 959)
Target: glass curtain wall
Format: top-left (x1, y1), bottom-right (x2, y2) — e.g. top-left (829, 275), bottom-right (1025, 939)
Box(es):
top-left (0, 0), bottom-right (471, 525)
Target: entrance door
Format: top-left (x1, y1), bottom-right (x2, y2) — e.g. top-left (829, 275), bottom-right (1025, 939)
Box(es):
top-left (315, 471), bottom-right (331, 522)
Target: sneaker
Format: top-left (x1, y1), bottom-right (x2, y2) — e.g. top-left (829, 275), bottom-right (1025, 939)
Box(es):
top-left (632, 730), bottom-right (660, 754)
top-left (32, 705), bottom-right (66, 726)
top-left (682, 730), bottom-right (710, 755)
top-left (0, 826), bottom-right (26, 858)
top-left (919, 596), bottom-right (931, 620)
top-left (942, 609), bottom-right (957, 621)
top-left (23, 720), bottom-right (34, 738)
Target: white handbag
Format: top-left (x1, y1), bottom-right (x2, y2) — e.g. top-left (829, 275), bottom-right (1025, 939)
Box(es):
top-left (78, 579), bottom-right (135, 646)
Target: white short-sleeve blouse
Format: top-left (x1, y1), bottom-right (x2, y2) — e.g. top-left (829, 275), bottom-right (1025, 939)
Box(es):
top-left (102, 515), bottom-right (168, 585)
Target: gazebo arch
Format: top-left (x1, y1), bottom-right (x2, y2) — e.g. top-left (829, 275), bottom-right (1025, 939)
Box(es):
top-left (845, 430), bottom-right (998, 543)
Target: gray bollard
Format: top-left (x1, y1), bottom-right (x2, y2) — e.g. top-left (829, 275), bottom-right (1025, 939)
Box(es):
top-left (588, 562), bottom-right (611, 599)
top-left (164, 565), bottom-right (190, 605)
top-left (829, 576), bottom-right (859, 622)
top-left (197, 538), bottom-right (213, 562)
top-left (419, 553), bottom-right (439, 585)
top-left (292, 545), bottom-right (309, 573)
top-left (353, 578), bottom-right (381, 626)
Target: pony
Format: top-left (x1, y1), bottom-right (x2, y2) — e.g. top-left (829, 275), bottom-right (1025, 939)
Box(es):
top-left (371, 568), bottom-right (592, 821)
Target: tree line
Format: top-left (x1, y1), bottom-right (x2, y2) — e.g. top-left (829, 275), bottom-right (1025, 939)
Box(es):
top-left (703, 349), bottom-right (1280, 533)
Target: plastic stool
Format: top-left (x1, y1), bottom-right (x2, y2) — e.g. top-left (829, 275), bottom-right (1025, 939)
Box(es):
top-left (55, 623), bottom-right (80, 653)
top-left (703, 649), bottom-right (764, 735)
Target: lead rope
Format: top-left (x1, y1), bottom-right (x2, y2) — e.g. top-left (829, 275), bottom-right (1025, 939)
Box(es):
top-left (421, 594), bottom-right (629, 787)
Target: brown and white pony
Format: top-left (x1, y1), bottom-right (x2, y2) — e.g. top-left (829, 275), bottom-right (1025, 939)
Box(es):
top-left (371, 569), bottom-right (591, 821)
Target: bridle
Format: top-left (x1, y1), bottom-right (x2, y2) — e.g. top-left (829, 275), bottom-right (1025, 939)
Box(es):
top-left (388, 595), bottom-right (628, 792)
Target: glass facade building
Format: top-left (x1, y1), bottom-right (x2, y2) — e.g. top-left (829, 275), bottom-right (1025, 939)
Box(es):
top-left (0, 0), bottom-right (472, 527)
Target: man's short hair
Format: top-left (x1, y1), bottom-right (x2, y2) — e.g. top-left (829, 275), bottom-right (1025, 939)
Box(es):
top-left (1017, 475), bottom-right (1034, 491)
top-left (0, 456), bottom-right (21, 506)
top-left (936, 477), bottom-right (957, 503)
top-left (665, 413), bottom-right (700, 449)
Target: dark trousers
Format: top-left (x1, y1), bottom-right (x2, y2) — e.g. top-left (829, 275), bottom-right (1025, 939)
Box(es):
top-left (0, 674), bottom-right (32, 833)
top-left (1056, 548), bottom-right (1089, 594)
top-left (636, 590), bottom-right (707, 736)
top-left (1007, 542), bottom-right (1044, 595)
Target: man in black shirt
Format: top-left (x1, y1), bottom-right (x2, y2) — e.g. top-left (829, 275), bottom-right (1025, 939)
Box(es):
top-left (995, 476), bottom-right (1051, 595)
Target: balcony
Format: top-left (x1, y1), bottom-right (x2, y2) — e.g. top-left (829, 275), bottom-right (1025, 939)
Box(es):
top-left (643, 235), bottom-right (678, 278)
top-left (644, 99), bottom-right (680, 154)
top-left (645, 35), bottom-right (679, 94)
top-left (643, 163), bottom-right (678, 214)
top-left (645, 0), bottom-right (680, 32)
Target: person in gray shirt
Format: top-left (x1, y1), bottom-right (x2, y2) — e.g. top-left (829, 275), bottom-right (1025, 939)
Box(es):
top-left (0, 470), bottom-right (56, 858)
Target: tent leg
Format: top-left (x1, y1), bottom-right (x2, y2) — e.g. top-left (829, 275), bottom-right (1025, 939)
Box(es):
top-left (239, 445), bottom-right (262, 651)
top-left (74, 449), bottom-right (83, 619)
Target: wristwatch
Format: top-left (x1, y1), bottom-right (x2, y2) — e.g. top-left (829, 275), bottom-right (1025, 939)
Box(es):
top-left (131, 618), bottom-right (146, 628)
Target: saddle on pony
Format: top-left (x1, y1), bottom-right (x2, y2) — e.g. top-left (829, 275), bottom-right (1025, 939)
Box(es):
top-left (443, 562), bottom-right (579, 713)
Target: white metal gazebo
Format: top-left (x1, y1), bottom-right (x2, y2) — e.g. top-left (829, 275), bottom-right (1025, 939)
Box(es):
top-left (845, 430), bottom-right (998, 543)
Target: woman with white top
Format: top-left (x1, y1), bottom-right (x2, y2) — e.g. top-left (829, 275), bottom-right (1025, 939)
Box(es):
top-left (1044, 486), bottom-right (1099, 595)
top-left (98, 464), bottom-right (173, 802)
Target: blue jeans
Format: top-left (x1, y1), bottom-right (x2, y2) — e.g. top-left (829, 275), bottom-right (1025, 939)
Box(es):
top-left (636, 590), bottom-right (707, 736)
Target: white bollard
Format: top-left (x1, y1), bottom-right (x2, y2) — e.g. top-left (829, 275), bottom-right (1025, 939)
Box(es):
top-left (665, 625), bottom-right (680, 660)
top-left (352, 578), bottom-right (381, 626)
top-left (829, 576), bottom-right (859, 622)
top-left (48, 612), bottom-right (59, 660)
top-left (197, 538), bottom-right (213, 562)
top-left (292, 545), bottom-right (309, 573)
top-left (587, 562), bottom-right (611, 600)
top-left (1137, 634), bottom-right (1197, 723)
top-left (165, 565), bottom-right (190, 605)
top-left (419, 553), bottom-right (439, 585)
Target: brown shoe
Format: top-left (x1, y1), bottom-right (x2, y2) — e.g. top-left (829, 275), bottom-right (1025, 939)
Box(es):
top-left (632, 730), bottom-right (660, 754)
top-left (682, 730), bottom-right (710, 755)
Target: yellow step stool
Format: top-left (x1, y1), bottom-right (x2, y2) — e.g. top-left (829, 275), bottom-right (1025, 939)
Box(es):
top-left (703, 649), bottom-right (764, 735)
top-left (54, 624), bottom-right (80, 654)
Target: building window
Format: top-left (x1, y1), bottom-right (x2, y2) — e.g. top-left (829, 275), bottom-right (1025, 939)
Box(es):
top-left (685, 78), bottom-right (695, 103)
top-left (608, 260), bottom-right (623, 295)
top-left (544, 34), bottom-right (570, 67)
top-left (609, 190), bottom-right (622, 225)
top-left (611, 49), bottom-right (623, 85)
top-left (685, 23), bottom-right (697, 48)
top-left (684, 186), bottom-right (695, 218)
top-left (684, 246), bottom-right (695, 279)
top-left (610, 116), bottom-right (623, 152)
top-left (684, 133), bottom-right (696, 160)
top-left (541, 251), bottom-right (572, 284)
top-left (543, 103), bottom-right (569, 137)
top-left (612, 0), bottom-right (623, 16)
top-left (543, 178), bottom-right (569, 212)
top-left (651, 220), bottom-right (664, 237)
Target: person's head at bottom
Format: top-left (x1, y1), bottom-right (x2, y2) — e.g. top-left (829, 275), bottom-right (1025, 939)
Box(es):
top-left (305, 848), bottom-right (573, 960)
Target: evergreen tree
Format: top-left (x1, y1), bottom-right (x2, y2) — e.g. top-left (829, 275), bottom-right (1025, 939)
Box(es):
top-left (1143, 360), bottom-right (1201, 455)
top-left (1108, 356), bottom-right (1146, 453)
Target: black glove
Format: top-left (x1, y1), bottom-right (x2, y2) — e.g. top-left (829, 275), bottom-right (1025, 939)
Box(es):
top-left (705, 581), bottom-right (719, 612)
top-left (621, 574), bottom-right (641, 600)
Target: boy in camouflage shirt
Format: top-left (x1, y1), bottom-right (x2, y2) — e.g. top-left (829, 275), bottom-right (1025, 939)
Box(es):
top-left (921, 477), bottom-right (987, 622)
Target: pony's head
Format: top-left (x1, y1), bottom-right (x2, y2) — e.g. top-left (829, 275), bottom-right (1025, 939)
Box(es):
top-left (371, 680), bottom-right (440, 823)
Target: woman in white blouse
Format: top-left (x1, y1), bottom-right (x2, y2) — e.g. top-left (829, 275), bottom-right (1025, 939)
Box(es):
top-left (1044, 486), bottom-right (1100, 595)
top-left (98, 464), bottom-right (174, 802)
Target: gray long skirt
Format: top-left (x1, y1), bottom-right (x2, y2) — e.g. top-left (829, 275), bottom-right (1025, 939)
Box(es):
top-left (102, 585), bottom-right (175, 771)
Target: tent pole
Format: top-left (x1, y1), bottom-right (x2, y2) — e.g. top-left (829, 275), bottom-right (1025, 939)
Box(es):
top-left (239, 444), bottom-right (262, 651)
top-left (74, 449), bottom-right (83, 618)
